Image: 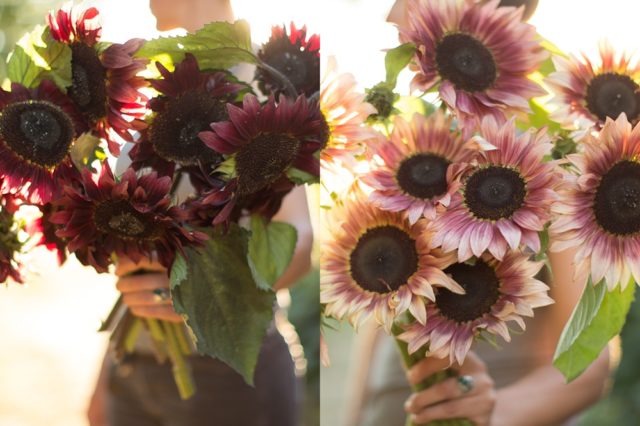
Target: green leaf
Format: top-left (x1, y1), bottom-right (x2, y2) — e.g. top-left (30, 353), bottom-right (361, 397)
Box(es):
top-left (247, 215), bottom-right (297, 290)
top-left (526, 99), bottom-right (561, 133)
top-left (287, 167), bottom-right (318, 185)
top-left (70, 132), bottom-right (105, 171)
top-left (553, 278), bottom-right (636, 382)
top-left (136, 20), bottom-right (257, 71)
top-left (170, 224), bottom-right (275, 385)
top-left (384, 43), bottom-right (416, 88)
top-left (7, 26), bottom-right (72, 89)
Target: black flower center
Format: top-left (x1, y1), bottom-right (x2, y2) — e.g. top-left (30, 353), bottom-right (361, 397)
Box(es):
top-left (464, 166), bottom-right (526, 220)
top-left (149, 90), bottom-right (227, 166)
top-left (397, 153), bottom-right (451, 199)
top-left (350, 225), bottom-right (419, 294)
top-left (94, 200), bottom-right (157, 240)
top-left (235, 132), bottom-right (301, 196)
top-left (0, 100), bottom-right (74, 167)
top-left (437, 260), bottom-right (501, 323)
top-left (594, 160), bottom-right (640, 235)
top-left (586, 73), bottom-right (640, 122)
top-left (69, 43), bottom-right (107, 122)
top-left (435, 33), bottom-right (497, 92)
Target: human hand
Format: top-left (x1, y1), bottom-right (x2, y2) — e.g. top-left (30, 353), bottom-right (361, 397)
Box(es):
top-left (404, 351), bottom-right (496, 425)
top-left (115, 256), bottom-right (183, 323)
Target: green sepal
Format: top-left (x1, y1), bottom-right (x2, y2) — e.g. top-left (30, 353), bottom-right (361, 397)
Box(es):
top-left (384, 43), bottom-right (416, 88)
top-left (170, 224), bottom-right (275, 385)
top-left (247, 215), bottom-right (297, 290)
top-left (553, 278), bottom-right (636, 382)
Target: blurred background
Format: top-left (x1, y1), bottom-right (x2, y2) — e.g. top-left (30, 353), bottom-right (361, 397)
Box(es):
top-left (320, 1), bottom-right (640, 426)
top-left (0, 0), bottom-right (321, 425)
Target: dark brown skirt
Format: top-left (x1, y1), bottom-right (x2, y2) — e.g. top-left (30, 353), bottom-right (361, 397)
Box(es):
top-left (106, 329), bottom-right (297, 426)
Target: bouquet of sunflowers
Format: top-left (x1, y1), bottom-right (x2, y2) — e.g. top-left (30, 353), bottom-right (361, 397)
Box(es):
top-left (321, 0), bottom-right (638, 425)
top-left (1, 2), bottom-right (322, 399)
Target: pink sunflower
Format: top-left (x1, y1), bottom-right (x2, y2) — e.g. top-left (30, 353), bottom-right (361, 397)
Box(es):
top-left (361, 111), bottom-right (490, 223)
top-left (398, 251), bottom-right (553, 365)
top-left (255, 22), bottom-right (320, 97)
top-left (546, 41), bottom-right (640, 137)
top-left (432, 118), bottom-right (561, 261)
top-left (550, 114), bottom-right (640, 290)
top-left (198, 94), bottom-right (327, 225)
top-left (400, 0), bottom-right (547, 131)
top-left (320, 56), bottom-right (377, 165)
top-left (47, 3), bottom-right (148, 155)
top-left (130, 53), bottom-right (245, 175)
top-left (50, 163), bottom-right (207, 273)
top-left (0, 81), bottom-right (86, 204)
top-left (321, 191), bottom-right (463, 331)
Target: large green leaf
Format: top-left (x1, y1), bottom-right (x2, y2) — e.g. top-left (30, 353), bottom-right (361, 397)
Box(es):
top-left (136, 20), bottom-right (257, 71)
top-left (7, 26), bottom-right (72, 89)
top-left (170, 225), bottom-right (275, 385)
top-left (554, 278), bottom-right (636, 382)
top-left (247, 215), bottom-right (297, 290)
top-left (384, 43), bottom-right (416, 88)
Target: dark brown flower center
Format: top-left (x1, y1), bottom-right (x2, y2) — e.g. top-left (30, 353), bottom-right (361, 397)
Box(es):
top-left (94, 200), bottom-right (157, 240)
top-left (149, 90), bottom-right (227, 166)
top-left (256, 36), bottom-right (320, 96)
top-left (235, 132), bottom-right (301, 196)
top-left (594, 160), bottom-right (640, 235)
top-left (397, 153), bottom-right (451, 199)
top-left (437, 260), bottom-right (501, 323)
top-left (0, 100), bottom-right (74, 167)
top-left (464, 166), bottom-right (526, 220)
top-left (69, 43), bottom-right (107, 122)
top-left (350, 225), bottom-right (418, 294)
top-left (436, 33), bottom-right (497, 92)
top-left (586, 73), bottom-right (640, 122)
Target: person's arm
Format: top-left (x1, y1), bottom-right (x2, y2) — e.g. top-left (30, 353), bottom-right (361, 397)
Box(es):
top-left (491, 248), bottom-right (610, 426)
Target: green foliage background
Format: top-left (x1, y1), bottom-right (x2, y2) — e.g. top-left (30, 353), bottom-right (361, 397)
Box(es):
top-left (0, 0), bottom-right (60, 81)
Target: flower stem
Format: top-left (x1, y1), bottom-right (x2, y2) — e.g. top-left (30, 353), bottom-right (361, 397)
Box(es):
top-left (162, 320), bottom-right (196, 400)
top-left (172, 322), bottom-right (193, 356)
top-left (393, 326), bottom-right (473, 426)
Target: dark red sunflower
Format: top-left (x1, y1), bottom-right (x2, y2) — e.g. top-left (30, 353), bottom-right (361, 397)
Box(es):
top-left (198, 94), bottom-right (326, 224)
top-left (50, 163), bottom-right (207, 273)
top-left (130, 53), bottom-right (245, 175)
top-left (28, 203), bottom-right (68, 265)
top-left (255, 23), bottom-right (320, 97)
top-left (47, 4), bottom-right (148, 155)
top-left (0, 81), bottom-right (86, 204)
top-left (0, 195), bottom-right (24, 284)
top-left (187, 173), bottom-right (295, 227)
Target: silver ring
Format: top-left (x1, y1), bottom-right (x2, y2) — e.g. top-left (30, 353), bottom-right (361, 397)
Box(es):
top-left (457, 375), bottom-right (475, 394)
top-left (152, 288), bottom-right (170, 302)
